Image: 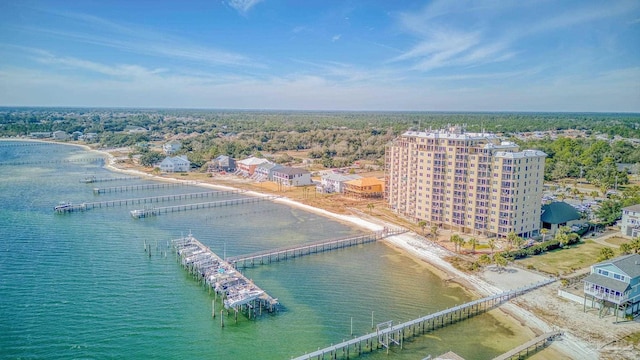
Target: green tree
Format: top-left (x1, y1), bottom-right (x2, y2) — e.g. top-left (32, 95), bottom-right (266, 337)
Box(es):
top-left (619, 242), bottom-right (633, 255)
top-left (596, 247), bottom-right (615, 262)
top-left (468, 237), bottom-right (478, 254)
top-left (366, 203), bottom-right (374, 214)
top-left (540, 228), bottom-right (549, 242)
top-left (417, 221), bottom-right (427, 236)
top-left (494, 253), bottom-right (508, 273)
top-left (630, 237), bottom-right (640, 254)
top-left (140, 151), bottom-right (164, 167)
top-left (594, 199), bottom-right (622, 225)
top-left (430, 224), bottom-right (439, 240)
top-left (488, 239), bottom-right (496, 254)
top-left (450, 234), bottom-right (463, 252)
top-left (478, 254), bottom-right (492, 266)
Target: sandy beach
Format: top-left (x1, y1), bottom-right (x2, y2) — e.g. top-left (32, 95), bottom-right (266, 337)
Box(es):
top-left (26, 142), bottom-right (637, 359)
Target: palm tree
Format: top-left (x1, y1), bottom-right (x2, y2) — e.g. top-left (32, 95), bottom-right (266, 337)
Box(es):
top-left (513, 236), bottom-right (524, 250)
top-left (540, 228), bottom-right (549, 242)
top-left (468, 237), bottom-right (478, 254)
top-left (478, 254), bottom-right (492, 266)
top-left (590, 190), bottom-right (599, 201)
top-left (630, 237), bottom-right (640, 254)
top-left (619, 243), bottom-right (632, 255)
top-left (488, 239), bottom-right (496, 254)
top-left (450, 234), bottom-right (461, 252)
top-left (417, 221), bottom-right (427, 236)
top-left (367, 203), bottom-right (374, 214)
top-left (506, 231), bottom-right (518, 250)
top-left (494, 253), bottom-right (508, 273)
top-left (430, 224), bottom-right (439, 241)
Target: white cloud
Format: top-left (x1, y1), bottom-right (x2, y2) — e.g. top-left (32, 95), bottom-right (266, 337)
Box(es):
top-left (331, 34), bottom-right (342, 42)
top-left (228, 0), bottom-right (263, 14)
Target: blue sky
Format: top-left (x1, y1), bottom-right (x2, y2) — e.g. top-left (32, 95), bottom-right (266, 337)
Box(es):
top-left (0, 0), bottom-right (639, 111)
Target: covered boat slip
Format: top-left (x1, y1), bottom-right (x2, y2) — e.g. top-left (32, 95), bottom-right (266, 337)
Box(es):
top-left (172, 234), bottom-right (278, 317)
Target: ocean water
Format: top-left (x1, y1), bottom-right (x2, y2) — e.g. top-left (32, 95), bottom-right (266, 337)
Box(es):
top-left (0, 141), bottom-right (527, 359)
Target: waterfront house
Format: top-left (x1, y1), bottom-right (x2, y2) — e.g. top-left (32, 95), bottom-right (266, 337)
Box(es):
top-left (621, 204), bottom-right (640, 238)
top-left (52, 131), bottom-right (69, 141)
top-left (254, 162), bottom-right (282, 182)
top-left (272, 166), bottom-right (312, 187)
top-left (30, 132), bottom-right (51, 138)
top-left (540, 201), bottom-right (582, 236)
top-left (163, 140), bottom-right (182, 155)
top-left (583, 253), bottom-right (640, 319)
top-left (318, 173), bottom-right (362, 193)
top-left (208, 155), bottom-right (236, 173)
top-left (237, 157), bottom-right (269, 177)
top-left (343, 177), bottom-right (384, 198)
top-left (158, 155), bottom-right (190, 172)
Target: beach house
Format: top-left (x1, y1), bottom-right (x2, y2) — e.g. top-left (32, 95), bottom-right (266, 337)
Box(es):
top-left (621, 204), bottom-right (640, 238)
top-left (158, 155), bottom-right (190, 173)
top-left (343, 177), bottom-right (384, 198)
top-left (272, 167), bottom-right (312, 187)
top-left (163, 140), bottom-right (182, 155)
top-left (236, 157), bottom-right (269, 177)
top-left (583, 253), bottom-right (640, 319)
top-left (319, 173), bottom-right (362, 194)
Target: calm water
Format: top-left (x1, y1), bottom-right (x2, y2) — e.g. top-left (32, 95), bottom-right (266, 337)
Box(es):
top-left (0, 141), bottom-right (526, 359)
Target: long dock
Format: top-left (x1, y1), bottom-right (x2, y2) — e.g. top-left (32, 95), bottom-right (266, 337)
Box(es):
top-left (53, 190), bottom-right (246, 213)
top-left (130, 196), bottom-right (277, 218)
top-left (172, 234), bottom-right (279, 321)
top-left (228, 228), bottom-right (407, 269)
top-left (492, 331), bottom-right (564, 360)
top-left (0, 157), bottom-right (104, 166)
top-left (93, 182), bottom-right (193, 194)
top-left (292, 278), bottom-right (556, 360)
top-left (81, 176), bottom-right (140, 183)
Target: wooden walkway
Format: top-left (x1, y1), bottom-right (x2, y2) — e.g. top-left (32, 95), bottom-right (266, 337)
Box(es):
top-left (492, 331), bottom-right (563, 360)
top-left (0, 157), bottom-right (104, 166)
top-left (227, 228), bottom-right (407, 269)
top-left (53, 190), bottom-right (246, 213)
top-left (130, 196), bottom-right (278, 218)
top-left (93, 182), bottom-right (194, 194)
top-left (81, 176), bottom-right (140, 183)
top-left (292, 278), bottom-right (556, 360)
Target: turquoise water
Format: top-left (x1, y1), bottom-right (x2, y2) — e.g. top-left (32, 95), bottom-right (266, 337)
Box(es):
top-left (0, 141), bottom-right (523, 359)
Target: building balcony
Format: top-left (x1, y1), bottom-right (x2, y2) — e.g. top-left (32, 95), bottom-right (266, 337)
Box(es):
top-left (583, 288), bottom-right (627, 304)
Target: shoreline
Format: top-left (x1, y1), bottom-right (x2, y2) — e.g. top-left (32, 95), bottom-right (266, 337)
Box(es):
top-left (7, 139), bottom-right (597, 359)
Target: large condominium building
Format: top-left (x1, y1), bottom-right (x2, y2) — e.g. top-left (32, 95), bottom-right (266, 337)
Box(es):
top-left (385, 126), bottom-right (546, 238)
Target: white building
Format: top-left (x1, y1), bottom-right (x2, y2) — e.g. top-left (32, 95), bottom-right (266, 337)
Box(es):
top-left (319, 173), bottom-right (361, 193)
top-left (52, 131), bottom-right (69, 140)
top-left (272, 167), bottom-right (313, 187)
top-left (163, 140), bottom-right (182, 155)
top-left (158, 155), bottom-right (190, 172)
top-left (621, 204), bottom-right (640, 238)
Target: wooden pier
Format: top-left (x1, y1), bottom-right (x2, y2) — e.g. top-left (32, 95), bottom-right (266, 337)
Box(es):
top-left (0, 157), bottom-right (104, 166)
top-left (130, 196), bottom-right (278, 218)
top-left (172, 234), bottom-right (279, 321)
top-left (53, 190), bottom-right (247, 213)
top-left (228, 228), bottom-right (407, 269)
top-left (81, 176), bottom-right (140, 183)
top-left (292, 278), bottom-right (556, 360)
top-left (93, 182), bottom-right (194, 194)
top-left (492, 331), bottom-right (564, 360)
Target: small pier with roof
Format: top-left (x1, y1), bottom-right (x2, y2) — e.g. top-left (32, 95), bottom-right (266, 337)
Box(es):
top-left (172, 234), bottom-right (279, 322)
top-left (227, 227), bottom-right (407, 269)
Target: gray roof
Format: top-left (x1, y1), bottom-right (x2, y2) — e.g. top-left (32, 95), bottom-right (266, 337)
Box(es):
top-left (540, 202), bottom-right (581, 224)
top-left (583, 273), bottom-right (630, 293)
top-left (275, 167), bottom-right (309, 176)
top-left (593, 253), bottom-right (640, 279)
top-left (322, 173), bottom-right (361, 182)
top-left (623, 204), bottom-right (640, 213)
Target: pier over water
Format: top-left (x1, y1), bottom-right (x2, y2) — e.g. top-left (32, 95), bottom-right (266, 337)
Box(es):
top-left (171, 234), bottom-right (279, 322)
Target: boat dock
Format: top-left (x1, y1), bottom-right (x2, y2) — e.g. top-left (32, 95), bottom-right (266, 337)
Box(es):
top-left (81, 176), bottom-right (140, 183)
top-left (53, 190), bottom-right (247, 213)
top-left (130, 196), bottom-right (277, 218)
top-left (227, 227), bottom-right (407, 269)
top-left (93, 182), bottom-right (194, 194)
top-left (292, 278), bottom-right (556, 360)
top-left (0, 157), bottom-right (104, 166)
top-left (172, 234), bottom-right (279, 321)
top-left (492, 331), bottom-right (564, 360)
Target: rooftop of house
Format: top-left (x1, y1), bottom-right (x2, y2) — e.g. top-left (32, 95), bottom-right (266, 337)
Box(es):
top-left (540, 201), bottom-right (581, 224)
top-left (592, 253), bottom-right (640, 279)
top-left (623, 204), bottom-right (640, 213)
top-left (274, 166), bottom-right (309, 176)
top-left (237, 157), bottom-right (269, 166)
top-left (345, 177), bottom-right (384, 187)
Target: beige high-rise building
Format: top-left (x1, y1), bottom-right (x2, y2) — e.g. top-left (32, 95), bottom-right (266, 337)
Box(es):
top-left (385, 126), bottom-right (546, 238)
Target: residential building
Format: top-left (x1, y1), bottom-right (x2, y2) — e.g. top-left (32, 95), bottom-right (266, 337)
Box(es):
top-left (163, 140), bottom-right (182, 155)
top-left (583, 253), bottom-right (640, 318)
top-left (343, 177), bottom-right (384, 198)
top-left (385, 126), bottom-right (546, 238)
top-left (208, 155), bottom-right (236, 173)
top-left (254, 162), bottom-right (282, 181)
top-left (272, 167), bottom-right (312, 187)
top-left (236, 157), bottom-right (269, 177)
top-left (621, 204), bottom-right (640, 238)
top-left (52, 131), bottom-right (69, 140)
top-left (318, 173), bottom-right (362, 193)
top-left (30, 132), bottom-right (51, 138)
top-left (158, 155), bottom-right (190, 172)
top-left (540, 201), bottom-right (582, 236)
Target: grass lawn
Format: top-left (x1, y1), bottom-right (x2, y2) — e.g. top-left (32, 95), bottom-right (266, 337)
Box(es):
top-left (516, 240), bottom-right (611, 275)
top-left (605, 236), bottom-right (629, 246)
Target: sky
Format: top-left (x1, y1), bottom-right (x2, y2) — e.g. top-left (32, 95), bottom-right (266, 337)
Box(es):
top-left (0, 0), bottom-right (639, 112)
